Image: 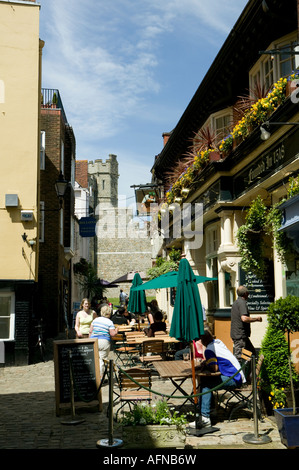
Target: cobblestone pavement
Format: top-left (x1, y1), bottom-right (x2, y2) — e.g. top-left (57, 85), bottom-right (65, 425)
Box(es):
top-left (0, 352), bottom-right (287, 454)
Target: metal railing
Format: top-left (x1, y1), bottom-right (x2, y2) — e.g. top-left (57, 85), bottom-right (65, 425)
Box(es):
top-left (41, 88), bottom-right (68, 124)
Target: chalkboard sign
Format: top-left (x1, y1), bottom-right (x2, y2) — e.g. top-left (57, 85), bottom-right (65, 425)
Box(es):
top-left (239, 265), bottom-right (274, 312)
top-left (54, 339), bottom-right (102, 416)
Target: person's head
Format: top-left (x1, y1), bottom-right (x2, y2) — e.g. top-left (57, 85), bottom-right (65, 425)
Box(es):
top-left (153, 311), bottom-right (163, 322)
top-left (199, 327), bottom-right (214, 347)
top-left (80, 298), bottom-right (90, 310)
top-left (117, 307), bottom-right (125, 315)
top-left (237, 286), bottom-right (249, 299)
top-left (101, 305), bottom-right (112, 318)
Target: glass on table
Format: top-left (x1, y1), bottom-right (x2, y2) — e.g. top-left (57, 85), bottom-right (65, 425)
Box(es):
top-left (183, 352), bottom-right (190, 361)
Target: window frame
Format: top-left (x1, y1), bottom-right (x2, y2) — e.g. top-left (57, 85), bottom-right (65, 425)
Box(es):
top-left (0, 292), bottom-right (15, 341)
top-left (40, 130), bottom-right (45, 170)
top-left (249, 32), bottom-right (298, 91)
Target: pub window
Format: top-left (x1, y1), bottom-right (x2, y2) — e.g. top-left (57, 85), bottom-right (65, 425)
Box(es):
top-left (0, 292), bottom-right (15, 341)
top-left (207, 257), bottom-right (219, 310)
top-left (207, 227), bottom-right (219, 254)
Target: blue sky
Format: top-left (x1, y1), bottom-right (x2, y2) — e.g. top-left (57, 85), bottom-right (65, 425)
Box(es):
top-left (39, 0), bottom-right (248, 205)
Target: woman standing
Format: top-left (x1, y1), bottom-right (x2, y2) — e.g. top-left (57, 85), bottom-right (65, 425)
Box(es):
top-left (75, 298), bottom-right (97, 338)
top-left (89, 305), bottom-right (119, 376)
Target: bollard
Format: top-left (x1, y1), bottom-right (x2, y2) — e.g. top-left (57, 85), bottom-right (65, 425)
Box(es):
top-left (242, 355), bottom-right (271, 445)
top-left (97, 359), bottom-right (123, 448)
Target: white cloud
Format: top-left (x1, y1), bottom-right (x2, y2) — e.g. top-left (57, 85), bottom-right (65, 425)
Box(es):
top-left (40, 0), bottom-right (248, 201)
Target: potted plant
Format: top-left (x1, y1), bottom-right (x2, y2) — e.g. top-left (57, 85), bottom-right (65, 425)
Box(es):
top-left (267, 295), bottom-right (299, 448)
top-left (118, 400), bottom-right (188, 449)
top-left (260, 326), bottom-right (295, 415)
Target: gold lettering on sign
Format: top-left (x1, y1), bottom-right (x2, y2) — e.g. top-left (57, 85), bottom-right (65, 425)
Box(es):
top-left (248, 144), bottom-right (285, 184)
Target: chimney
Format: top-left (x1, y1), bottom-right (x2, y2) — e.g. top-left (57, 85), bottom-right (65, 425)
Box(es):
top-left (162, 132), bottom-right (171, 147)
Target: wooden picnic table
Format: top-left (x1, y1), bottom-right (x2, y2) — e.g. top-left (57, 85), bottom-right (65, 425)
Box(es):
top-left (126, 335), bottom-right (178, 344)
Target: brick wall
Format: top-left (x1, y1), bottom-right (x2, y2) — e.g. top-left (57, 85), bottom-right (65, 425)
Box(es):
top-left (39, 109), bottom-right (75, 336)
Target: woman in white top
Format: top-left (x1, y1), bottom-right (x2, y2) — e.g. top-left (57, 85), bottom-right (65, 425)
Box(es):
top-left (75, 298), bottom-right (97, 338)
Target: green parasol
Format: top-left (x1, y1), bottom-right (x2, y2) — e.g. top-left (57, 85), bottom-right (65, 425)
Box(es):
top-left (132, 270), bottom-right (216, 291)
top-left (169, 258), bottom-right (205, 404)
top-left (127, 272), bottom-right (147, 329)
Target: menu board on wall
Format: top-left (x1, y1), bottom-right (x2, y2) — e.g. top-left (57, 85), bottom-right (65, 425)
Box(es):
top-left (239, 265), bottom-right (274, 312)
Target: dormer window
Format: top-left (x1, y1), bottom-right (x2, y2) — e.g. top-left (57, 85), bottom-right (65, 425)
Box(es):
top-left (250, 32), bottom-right (298, 92)
top-left (194, 108), bottom-right (233, 151)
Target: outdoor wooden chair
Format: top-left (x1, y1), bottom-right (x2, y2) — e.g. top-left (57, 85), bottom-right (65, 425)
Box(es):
top-left (111, 333), bottom-right (139, 367)
top-left (115, 367), bottom-right (152, 419)
top-left (218, 350), bottom-right (265, 421)
top-left (139, 339), bottom-right (166, 365)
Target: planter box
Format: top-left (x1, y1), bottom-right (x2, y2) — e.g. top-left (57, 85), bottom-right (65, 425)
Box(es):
top-left (122, 424), bottom-right (186, 449)
top-left (274, 408), bottom-right (299, 448)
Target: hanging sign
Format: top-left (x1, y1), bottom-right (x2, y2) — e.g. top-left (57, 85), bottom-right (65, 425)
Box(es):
top-left (79, 217), bottom-right (96, 237)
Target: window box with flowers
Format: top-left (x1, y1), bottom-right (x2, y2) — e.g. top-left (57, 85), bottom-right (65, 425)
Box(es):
top-left (118, 400), bottom-right (188, 449)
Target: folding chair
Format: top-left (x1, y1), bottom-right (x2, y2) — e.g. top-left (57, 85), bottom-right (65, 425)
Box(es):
top-left (115, 367), bottom-right (152, 419)
top-left (220, 350), bottom-right (265, 421)
top-left (139, 340), bottom-right (166, 365)
top-left (111, 333), bottom-right (139, 367)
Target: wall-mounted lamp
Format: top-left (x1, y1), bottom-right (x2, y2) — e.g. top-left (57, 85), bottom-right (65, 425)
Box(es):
top-left (21, 232), bottom-right (36, 248)
top-left (181, 188), bottom-right (190, 195)
top-left (55, 171), bottom-right (69, 207)
top-left (41, 171), bottom-right (69, 212)
top-left (260, 121), bottom-right (299, 140)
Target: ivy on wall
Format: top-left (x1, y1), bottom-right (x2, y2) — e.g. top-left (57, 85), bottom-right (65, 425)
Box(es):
top-left (236, 178), bottom-right (299, 277)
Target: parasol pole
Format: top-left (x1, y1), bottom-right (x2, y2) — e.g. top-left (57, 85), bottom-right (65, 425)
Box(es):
top-left (190, 341), bottom-right (198, 405)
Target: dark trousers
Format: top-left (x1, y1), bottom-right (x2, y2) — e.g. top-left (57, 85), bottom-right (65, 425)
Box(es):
top-left (233, 337), bottom-right (256, 363)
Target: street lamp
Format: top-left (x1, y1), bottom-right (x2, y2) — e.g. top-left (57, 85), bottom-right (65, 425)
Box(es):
top-left (54, 171), bottom-right (69, 207)
top-left (260, 121), bottom-right (299, 140)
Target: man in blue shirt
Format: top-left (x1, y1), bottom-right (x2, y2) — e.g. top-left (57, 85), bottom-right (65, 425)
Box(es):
top-left (189, 327), bottom-right (245, 429)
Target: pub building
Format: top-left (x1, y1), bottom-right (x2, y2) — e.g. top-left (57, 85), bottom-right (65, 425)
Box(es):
top-left (140, 0), bottom-right (299, 352)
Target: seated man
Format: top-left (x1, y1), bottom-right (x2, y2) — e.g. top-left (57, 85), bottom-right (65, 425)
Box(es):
top-left (189, 327), bottom-right (245, 429)
top-left (111, 307), bottom-right (129, 325)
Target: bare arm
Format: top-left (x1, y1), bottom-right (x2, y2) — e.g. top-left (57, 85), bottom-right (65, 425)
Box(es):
top-left (241, 315), bottom-right (262, 323)
top-left (75, 313), bottom-right (82, 337)
top-left (109, 327), bottom-right (119, 337)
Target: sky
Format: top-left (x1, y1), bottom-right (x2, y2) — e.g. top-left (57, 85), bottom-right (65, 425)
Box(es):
top-left (39, 0), bottom-right (248, 207)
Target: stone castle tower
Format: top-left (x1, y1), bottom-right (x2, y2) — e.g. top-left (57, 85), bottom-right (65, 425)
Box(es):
top-left (88, 155), bottom-right (152, 298)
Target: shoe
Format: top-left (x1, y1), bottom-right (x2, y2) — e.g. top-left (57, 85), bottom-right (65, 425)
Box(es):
top-left (199, 415), bottom-right (211, 428)
top-left (188, 416), bottom-right (211, 428)
top-left (188, 420), bottom-right (196, 428)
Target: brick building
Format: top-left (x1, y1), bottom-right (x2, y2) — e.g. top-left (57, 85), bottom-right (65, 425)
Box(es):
top-left (38, 89), bottom-right (76, 338)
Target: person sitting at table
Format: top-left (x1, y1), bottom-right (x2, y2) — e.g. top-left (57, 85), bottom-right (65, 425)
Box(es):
top-left (189, 327), bottom-right (246, 429)
top-left (174, 339), bottom-right (204, 360)
top-left (111, 307), bottom-right (130, 325)
top-left (123, 306), bottom-right (135, 324)
top-left (147, 310), bottom-right (167, 337)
